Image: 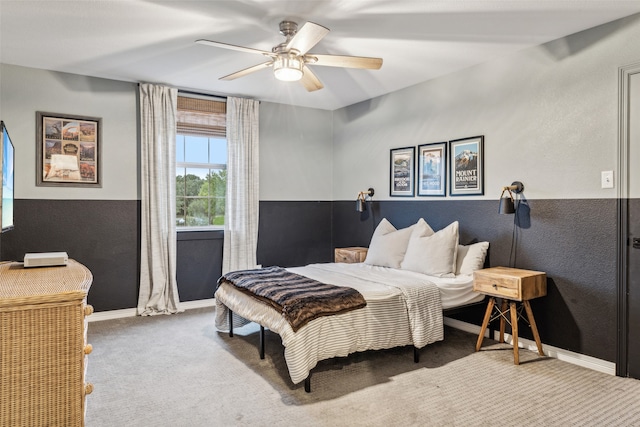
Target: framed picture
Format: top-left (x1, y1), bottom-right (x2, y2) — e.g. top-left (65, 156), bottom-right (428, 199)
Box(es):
top-left (36, 112), bottom-right (101, 187)
top-left (417, 142), bottom-right (447, 197)
top-left (449, 135), bottom-right (484, 196)
top-left (390, 146), bottom-right (415, 197)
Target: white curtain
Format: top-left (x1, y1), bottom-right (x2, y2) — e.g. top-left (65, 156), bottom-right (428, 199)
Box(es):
top-left (222, 97), bottom-right (260, 274)
top-left (137, 83), bottom-right (182, 315)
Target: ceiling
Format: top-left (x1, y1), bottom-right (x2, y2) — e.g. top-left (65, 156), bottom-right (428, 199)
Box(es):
top-left (2, 1), bottom-right (640, 111)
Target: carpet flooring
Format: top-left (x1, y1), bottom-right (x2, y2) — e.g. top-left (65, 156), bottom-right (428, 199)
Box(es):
top-left (85, 307), bottom-right (640, 426)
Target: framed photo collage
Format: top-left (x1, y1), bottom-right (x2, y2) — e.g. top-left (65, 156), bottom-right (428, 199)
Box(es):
top-left (390, 135), bottom-right (484, 197)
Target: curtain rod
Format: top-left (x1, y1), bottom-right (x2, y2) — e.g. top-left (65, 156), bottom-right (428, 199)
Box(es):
top-left (178, 90), bottom-right (260, 104)
top-left (137, 83), bottom-right (259, 103)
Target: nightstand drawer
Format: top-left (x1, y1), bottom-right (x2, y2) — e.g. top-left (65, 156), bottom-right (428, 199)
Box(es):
top-left (334, 247), bottom-right (368, 263)
top-left (473, 267), bottom-right (546, 301)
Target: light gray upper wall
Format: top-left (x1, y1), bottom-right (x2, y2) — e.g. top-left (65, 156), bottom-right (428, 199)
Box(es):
top-left (6, 13), bottom-right (638, 203)
top-left (0, 64), bottom-right (334, 202)
top-left (1, 64), bottom-right (138, 200)
top-left (333, 14), bottom-right (640, 201)
top-left (259, 101), bottom-right (333, 201)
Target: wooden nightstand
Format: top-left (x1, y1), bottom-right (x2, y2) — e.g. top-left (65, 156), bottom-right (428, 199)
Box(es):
top-left (473, 267), bottom-right (547, 364)
top-left (334, 247), bottom-right (368, 263)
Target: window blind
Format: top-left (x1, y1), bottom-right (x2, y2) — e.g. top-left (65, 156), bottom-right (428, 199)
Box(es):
top-left (177, 96), bottom-right (226, 137)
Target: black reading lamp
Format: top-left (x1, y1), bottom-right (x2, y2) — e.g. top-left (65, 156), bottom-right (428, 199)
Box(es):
top-left (498, 181), bottom-right (524, 214)
top-left (499, 181), bottom-right (526, 268)
top-left (356, 188), bottom-right (375, 212)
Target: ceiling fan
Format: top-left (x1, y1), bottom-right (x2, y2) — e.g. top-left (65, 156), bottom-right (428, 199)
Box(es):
top-left (195, 20), bottom-right (383, 92)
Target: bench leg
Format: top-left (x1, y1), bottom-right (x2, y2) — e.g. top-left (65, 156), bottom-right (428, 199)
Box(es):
top-left (260, 325), bottom-right (265, 359)
top-left (228, 308), bottom-right (234, 338)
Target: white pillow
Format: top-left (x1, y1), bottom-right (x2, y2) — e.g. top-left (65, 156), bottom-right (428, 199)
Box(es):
top-left (364, 218), bottom-right (433, 268)
top-left (412, 218), bottom-right (435, 238)
top-left (455, 241), bottom-right (489, 275)
top-left (401, 221), bottom-right (459, 277)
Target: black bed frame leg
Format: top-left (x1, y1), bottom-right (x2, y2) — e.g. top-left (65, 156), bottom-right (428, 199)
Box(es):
top-left (304, 374), bottom-right (311, 393)
top-left (260, 325), bottom-right (265, 359)
top-left (414, 346), bottom-right (419, 363)
top-left (228, 309), bottom-right (234, 338)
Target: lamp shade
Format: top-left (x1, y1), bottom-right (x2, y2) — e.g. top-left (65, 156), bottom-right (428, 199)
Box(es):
top-left (356, 187), bottom-right (374, 213)
top-left (273, 56), bottom-right (303, 81)
top-left (498, 196), bottom-right (515, 214)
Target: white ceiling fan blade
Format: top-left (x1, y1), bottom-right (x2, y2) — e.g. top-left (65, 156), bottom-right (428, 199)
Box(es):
top-left (300, 66), bottom-right (324, 92)
top-left (220, 61), bottom-right (273, 81)
top-left (286, 22), bottom-right (329, 55)
top-left (309, 54), bottom-right (383, 70)
top-left (196, 39), bottom-right (273, 57)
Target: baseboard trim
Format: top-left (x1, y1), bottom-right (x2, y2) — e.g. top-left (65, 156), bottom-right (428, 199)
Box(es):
top-left (88, 298), bottom-right (217, 322)
top-left (443, 317), bottom-right (616, 376)
top-left (180, 298), bottom-right (217, 310)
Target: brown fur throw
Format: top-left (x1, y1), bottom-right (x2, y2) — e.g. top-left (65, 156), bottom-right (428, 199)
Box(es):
top-left (218, 266), bottom-right (367, 332)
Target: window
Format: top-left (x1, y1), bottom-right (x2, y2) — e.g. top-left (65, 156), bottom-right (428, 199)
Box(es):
top-left (175, 95), bottom-right (227, 229)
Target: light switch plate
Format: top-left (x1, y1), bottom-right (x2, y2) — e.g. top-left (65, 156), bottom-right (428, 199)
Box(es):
top-left (601, 171), bottom-right (614, 189)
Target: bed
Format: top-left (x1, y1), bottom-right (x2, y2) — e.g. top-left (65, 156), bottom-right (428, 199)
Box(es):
top-left (214, 218), bottom-right (489, 392)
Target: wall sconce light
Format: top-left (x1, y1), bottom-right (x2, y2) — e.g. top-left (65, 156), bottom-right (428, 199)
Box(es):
top-left (498, 181), bottom-right (524, 214)
top-left (356, 188), bottom-right (375, 212)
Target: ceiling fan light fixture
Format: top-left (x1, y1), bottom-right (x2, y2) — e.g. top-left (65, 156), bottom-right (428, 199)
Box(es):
top-left (273, 56), bottom-right (303, 81)
top-left (198, 20), bottom-right (382, 91)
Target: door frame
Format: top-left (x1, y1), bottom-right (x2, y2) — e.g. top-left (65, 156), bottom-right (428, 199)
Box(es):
top-left (616, 61), bottom-right (640, 376)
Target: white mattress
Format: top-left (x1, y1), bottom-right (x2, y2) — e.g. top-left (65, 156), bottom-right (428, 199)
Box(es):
top-left (214, 262), bottom-right (480, 384)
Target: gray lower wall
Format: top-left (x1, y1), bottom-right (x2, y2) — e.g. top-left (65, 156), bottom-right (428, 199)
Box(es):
top-left (257, 201), bottom-right (333, 267)
top-left (1, 199), bottom-right (140, 312)
top-left (1, 197), bottom-right (616, 364)
top-left (176, 230), bottom-right (223, 302)
top-left (333, 198), bottom-right (618, 363)
top-left (0, 199), bottom-right (333, 312)
top-left (176, 201), bottom-right (334, 303)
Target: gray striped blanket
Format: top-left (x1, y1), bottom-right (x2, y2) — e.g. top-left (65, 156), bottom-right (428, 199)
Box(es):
top-left (218, 266), bottom-right (367, 332)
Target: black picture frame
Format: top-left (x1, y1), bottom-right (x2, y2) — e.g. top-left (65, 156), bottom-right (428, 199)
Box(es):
top-left (390, 146), bottom-right (415, 197)
top-left (449, 135), bottom-right (484, 196)
top-left (36, 111), bottom-right (102, 188)
top-left (417, 142), bottom-right (447, 197)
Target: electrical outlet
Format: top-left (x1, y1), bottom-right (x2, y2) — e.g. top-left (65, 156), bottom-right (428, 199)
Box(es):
top-left (601, 171), bottom-right (614, 189)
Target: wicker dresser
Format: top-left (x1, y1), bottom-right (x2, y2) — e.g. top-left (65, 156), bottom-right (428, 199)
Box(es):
top-left (0, 259), bottom-right (94, 427)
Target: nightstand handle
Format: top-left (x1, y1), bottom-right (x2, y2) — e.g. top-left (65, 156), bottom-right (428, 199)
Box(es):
top-left (492, 283), bottom-right (498, 289)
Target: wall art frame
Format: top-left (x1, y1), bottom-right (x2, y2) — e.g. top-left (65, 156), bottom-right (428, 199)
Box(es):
top-left (449, 135), bottom-right (484, 196)
top-left (390, 146), bottom-right (415, 197)
top-left (417, 142), bottom-right (447, 197)
top-left (36, 111), bottom-right (101, 187)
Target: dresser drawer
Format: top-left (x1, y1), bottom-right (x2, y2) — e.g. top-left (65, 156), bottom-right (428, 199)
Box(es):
top-left (473, 267), bottom-right (546, 301)
top-left (334, 247), bottom-right (368, 263)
